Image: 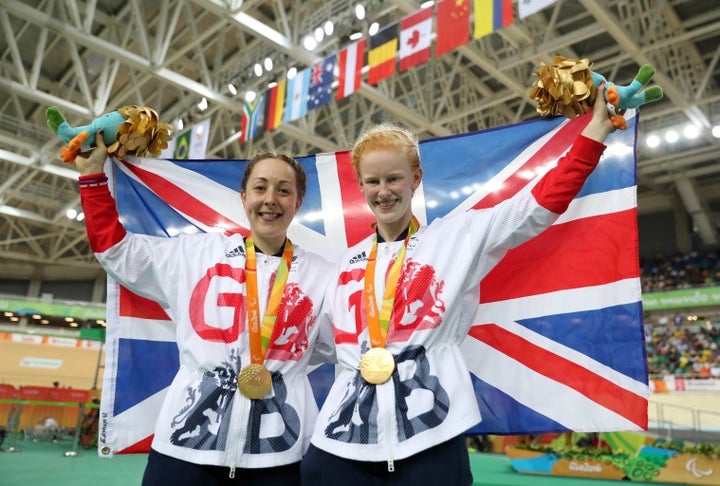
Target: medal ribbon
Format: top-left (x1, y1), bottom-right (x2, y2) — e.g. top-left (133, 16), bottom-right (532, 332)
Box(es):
top-left (364, 216), bottom-right (419, 348)
top-left (245, 236), bottom-right (293, 364)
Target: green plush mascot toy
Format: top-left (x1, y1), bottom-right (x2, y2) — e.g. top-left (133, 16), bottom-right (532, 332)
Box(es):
top-left (530, 56), bottom-right (663, 130)
top-left (46, 105), bottom-right (173, 163)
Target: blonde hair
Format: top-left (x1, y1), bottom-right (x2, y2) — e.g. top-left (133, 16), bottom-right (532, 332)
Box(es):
top-left (351, 122), bottom-right (421, 178)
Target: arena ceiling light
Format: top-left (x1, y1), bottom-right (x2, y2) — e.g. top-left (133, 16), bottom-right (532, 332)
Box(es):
top-left (65, 208), bottom-right (84, 221)
top-left (645, 123), bottom-right (720, 148)
top-left (355, 4), bottom-right (365, 20)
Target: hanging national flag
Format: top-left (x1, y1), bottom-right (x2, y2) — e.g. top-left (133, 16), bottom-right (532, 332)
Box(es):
top-left (435, 0), bottom-right (471, 57)
top-left (336, 40), bottom-right (366, 100)
top-left (98, 112), bottom-right (648, 456)
top-left (284, 68), bottom-right (311, 123)
top-left (399, 8), bottom-right (433, 71)
top-left (187, 118), bottom-right (211, 158)
top-left (474, 0), bottom-right (514, 39)
top-left (307, 54), bottom-right (337, 111)
top-left (239, 93), bottom-right (264, 144)
top-left (519, 0), bottom-right (558, 19)
top-left (172, 129), bottom-right (192, 160)
top-left (368, 22), bottom-right (399, 85)
top-left (162, 118), bottom-right (212, 160)
top-left (264, 80), bottom-right (286, 132)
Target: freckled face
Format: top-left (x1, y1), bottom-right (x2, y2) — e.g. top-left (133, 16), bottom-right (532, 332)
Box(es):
top-left (241, 158), bottom-right (302, 252)
top-left (358, 148), bottom-right (421, 240)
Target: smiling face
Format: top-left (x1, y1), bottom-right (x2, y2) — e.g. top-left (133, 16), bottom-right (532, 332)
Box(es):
top-left (240, 157), bottom-right (302, 254)
top-left (357, 148), bottom-right (422, 242)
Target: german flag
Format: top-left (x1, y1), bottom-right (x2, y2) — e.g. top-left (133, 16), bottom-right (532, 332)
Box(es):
top-left (264, 80), bottom-right (286, 131)
top-left (368, 22), bottom-right (399, 85)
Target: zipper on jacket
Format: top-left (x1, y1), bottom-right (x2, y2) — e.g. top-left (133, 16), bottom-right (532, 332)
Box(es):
top-left (227, 386), bottom-right (249, 478)
top-left (378, 381), bottom-right (395, 472)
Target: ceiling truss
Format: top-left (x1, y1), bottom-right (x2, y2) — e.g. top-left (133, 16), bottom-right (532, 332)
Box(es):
top-left (0, 0), bottom-right (719, 281)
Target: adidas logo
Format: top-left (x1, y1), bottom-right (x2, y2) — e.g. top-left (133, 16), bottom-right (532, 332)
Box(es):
top-left (349, 251), bottom-right (367, 264)
top-left (226, 245), bottom-right (245, 258)
top-left (407, 236), bottom-right (419, 251)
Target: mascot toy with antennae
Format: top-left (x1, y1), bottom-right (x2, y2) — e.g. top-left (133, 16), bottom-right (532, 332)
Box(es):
top-left (46, 105), bottom-right (173, 163)
top-left (529, 56), bottom-right (663, 130)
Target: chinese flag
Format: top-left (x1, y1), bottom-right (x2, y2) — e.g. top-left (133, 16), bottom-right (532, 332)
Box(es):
top-left (435, 0), bottom-right (471, 57)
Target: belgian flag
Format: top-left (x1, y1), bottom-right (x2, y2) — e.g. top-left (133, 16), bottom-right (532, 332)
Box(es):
top-left (368, 22), bottom-right (399, 85)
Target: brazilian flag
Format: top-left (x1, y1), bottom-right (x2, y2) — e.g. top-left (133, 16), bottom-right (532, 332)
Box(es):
top-left (173, 129), bottom-right (191, 159)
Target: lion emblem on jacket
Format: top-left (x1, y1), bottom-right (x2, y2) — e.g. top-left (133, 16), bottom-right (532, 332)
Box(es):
top-left (388, 260), bottom-right (445, 343)
top-left (264, 283), bottom-right (314, 361)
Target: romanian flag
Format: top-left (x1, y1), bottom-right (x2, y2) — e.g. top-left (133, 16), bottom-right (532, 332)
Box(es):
top-left (264, 80), bottom-right (286, 132)
top-left (368, 22), bottom-right (399, 85)
top-left (435, 0), bottom-right (471, 57)
top-left (474, 0), bottom-right (514, 39)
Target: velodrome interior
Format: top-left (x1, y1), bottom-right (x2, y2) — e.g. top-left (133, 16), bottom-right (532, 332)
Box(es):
top-left (1, 0), bottom-right (720, 454)
top-left (0, 0), bottom-right (719, 288)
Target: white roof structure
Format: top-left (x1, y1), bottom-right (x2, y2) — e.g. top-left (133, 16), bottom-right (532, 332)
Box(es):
top-left (0, 0), bottom-right (719, 281)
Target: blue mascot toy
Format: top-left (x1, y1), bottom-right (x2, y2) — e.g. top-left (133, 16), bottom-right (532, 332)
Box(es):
top-left (46, 105), bottom-right (173, 163)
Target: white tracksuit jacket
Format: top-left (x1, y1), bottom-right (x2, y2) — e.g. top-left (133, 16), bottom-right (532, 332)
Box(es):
top-left (310, 135), bottom-right (607, 466)
top-left (79, 176), bottom-right (334, 470)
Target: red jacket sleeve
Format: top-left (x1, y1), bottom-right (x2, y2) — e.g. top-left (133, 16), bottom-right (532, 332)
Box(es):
top-left (78, 174), bottom-right (127, 252)
top-left (530, 134), bottom-right (606, 214)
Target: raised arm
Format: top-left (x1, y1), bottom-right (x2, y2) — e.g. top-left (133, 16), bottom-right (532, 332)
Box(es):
top-left (75, 132), bottom-right (126, 254)
top-left (74, 133), bottom-right (170, 308)
top-left (75, 130), bottom-right (109, 176)
top-left (580, 83), bottom-right (617, 144)
top-left (531, 83), bottom-right (615, 214)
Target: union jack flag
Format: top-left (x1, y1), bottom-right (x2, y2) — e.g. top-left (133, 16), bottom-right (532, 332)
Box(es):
top-left (97, 113), bottom-right (647, 456)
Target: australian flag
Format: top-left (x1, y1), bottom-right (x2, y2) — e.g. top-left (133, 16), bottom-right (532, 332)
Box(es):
top-left (97, 112), bottom-right (647, 456)
top-left (307, 54), bottom-right (336, 112)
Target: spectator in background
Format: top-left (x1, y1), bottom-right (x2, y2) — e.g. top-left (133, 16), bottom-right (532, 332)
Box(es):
top-left (641, 249), bottom-right (720, 292)
top-left (646, 323), bottom-right (720, 377)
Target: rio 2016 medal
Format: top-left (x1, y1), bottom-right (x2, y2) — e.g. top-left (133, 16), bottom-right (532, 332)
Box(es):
top-left (360, 347), bottom-right (395, 384)
top-left (237, 363), bottom-right (272, 399)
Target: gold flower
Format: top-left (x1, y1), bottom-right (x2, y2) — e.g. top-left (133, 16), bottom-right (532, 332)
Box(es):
top-left (106, 105), bottom-right (173, 158)
top-left (529, 56), bottom-right (596, 119)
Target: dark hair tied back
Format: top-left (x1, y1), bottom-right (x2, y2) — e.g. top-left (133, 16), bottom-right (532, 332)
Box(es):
top-left (241, 152), bottom-right (307, 200)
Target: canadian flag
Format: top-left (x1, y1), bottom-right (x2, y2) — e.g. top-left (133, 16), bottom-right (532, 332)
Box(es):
top-left (399, 8), bottom-right (433, 71)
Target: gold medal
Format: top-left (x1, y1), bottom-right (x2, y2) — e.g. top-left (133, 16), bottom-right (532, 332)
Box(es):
top-left (360, 347), bottom-right (395, 384)
top-left (237, 363), bottom-right (272, 399)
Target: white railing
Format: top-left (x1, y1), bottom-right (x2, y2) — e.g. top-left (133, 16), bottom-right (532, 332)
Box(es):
top-left (649, 400), bottom-right (720, 443)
